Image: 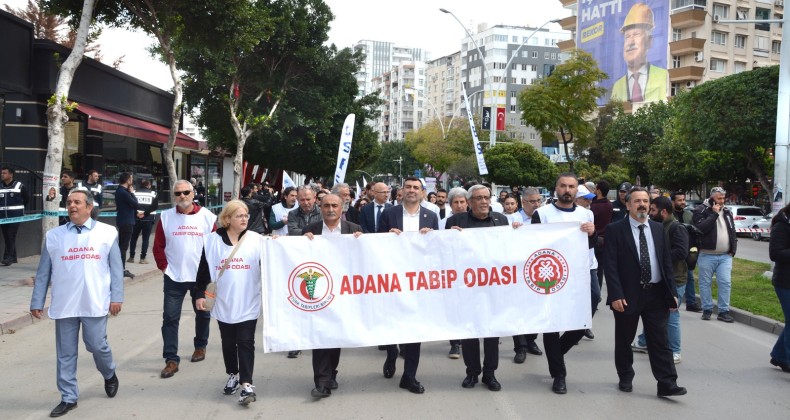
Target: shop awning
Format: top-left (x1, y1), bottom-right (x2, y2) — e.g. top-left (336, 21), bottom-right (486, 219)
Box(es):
top-left (76, 103), bottom-right (200, 149)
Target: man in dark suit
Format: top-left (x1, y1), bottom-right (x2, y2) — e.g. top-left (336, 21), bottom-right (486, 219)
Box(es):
top-left (303, 193), bottom-right (362, 398)
top-left (376, 177), bottom-right (438, 394)
top-left (359, 182), bottom-right (392, 233)
top-left (605, 186), bottom-right (687, 397)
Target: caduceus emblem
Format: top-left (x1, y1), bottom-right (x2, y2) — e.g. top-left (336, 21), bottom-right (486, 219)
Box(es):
top-left (297, 269), bottom-right (325, 300)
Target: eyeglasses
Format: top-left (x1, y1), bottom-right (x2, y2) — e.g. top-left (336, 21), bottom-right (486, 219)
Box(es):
top-left (173, 190), bottom-right (193, 197)
top-left (233, 214), bottom-right (250, 220)
top-left (374, 190), bottom-right (389, 194)
top-left (471, 196), bottom-right (491, 201)
top-left (525, 199), bottom-right (541, 204)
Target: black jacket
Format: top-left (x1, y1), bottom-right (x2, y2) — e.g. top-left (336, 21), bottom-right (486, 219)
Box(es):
top-left (692, 201), bottom-right (737, 255)
top-left (241, 197), bottom-right (266, 234)
top-left (769, 212), bottom-right (790, 289)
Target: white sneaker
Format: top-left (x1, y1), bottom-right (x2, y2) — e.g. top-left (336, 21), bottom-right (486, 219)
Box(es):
top-left (631, 340), bottom-right (648, 353)
top-left (239, 383), bottom-right (256, 405)
top-left (673, 353), bottom-right (682, 364)
top-left (223, 373), bottom-right (239, 395)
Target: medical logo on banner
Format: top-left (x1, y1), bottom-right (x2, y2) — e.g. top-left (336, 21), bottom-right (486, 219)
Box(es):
top-left (287, 262), bottom-right (335, 311)
top-left (523, 248), bottom-right (570, 295)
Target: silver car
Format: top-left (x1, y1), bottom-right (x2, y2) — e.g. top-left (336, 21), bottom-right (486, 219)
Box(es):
top-left (726, 205), bottom-right (765, 237)
top-left (751, 213), bottom-right (773, 241)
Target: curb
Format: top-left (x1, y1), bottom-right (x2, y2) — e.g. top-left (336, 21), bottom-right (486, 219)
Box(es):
top-left (0, 269), bottom-right (161, 335)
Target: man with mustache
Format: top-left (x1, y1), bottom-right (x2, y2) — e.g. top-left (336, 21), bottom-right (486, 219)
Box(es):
top-left (153, 180), bottom-right (217, 378)
top-left (530, 173), bottom-right (597, 394)
top-left (610, 3), bottom-right (668, 103)
top-left (605, 187), bottom-right (687, 397)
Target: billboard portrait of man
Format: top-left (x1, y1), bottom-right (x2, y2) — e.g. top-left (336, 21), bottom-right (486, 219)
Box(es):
top-left (610, 3), bottom-right (668, 103)
top-left (576, 0), bottom-right (668, 105)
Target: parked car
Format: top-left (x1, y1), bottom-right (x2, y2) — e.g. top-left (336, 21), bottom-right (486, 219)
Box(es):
top-left (102, 183), bottom-right (118, 208)
top-left (751, 213), bottom-right (773, 241)
top-left (727, 205), bottom-right (765, 236)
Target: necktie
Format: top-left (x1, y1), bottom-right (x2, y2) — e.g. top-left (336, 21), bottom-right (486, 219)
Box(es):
top-left (631, 73), bottom-right (643, 102)
top-left (638, 225), bottom-right (651, 284)
top-left (375, 205), bottom-right (383, 231)
top-left (75, 225), bottom-right (84, 234)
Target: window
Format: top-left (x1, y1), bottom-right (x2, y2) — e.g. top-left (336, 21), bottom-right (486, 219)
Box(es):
top-left (510, 105), bottom-right (516, 112)
top-left (520, 119), bottom-right (525, 126)
top-left (734, 61), bottom-right (747, 73)
top-left (512, 36), bottom-right (518, 43)
top-left (532, 51), bottom-right (538, 58)
top-left (670, 83), bottom-right (680, 97)
top-left (521, 78), bottom-right (527, 84)
top-left (713, 3), bottom-right (729, 19)
top-left (672, 55), bottom-right (681, 68)
top-left (522, 64), bottom-right (528, 70)
top-left (736, 8), bottom-right (749, 20)
top-left (530, 132), bottom-right (536, 140)
top-left (544, 52), bottom-right (550, 59)
top-left (510, 90), bottom-right (516, 98)
top-left (551, 53), bottom-right (557, 59)
top-left (735, 35), bottom-right (746, 49)
top-left (545, 38), bottom-right (550, 46)
top-left (711, 31), bottom-right (727, 46)
top-left (511, 77), bottom-right (517, 84)
top-left (710, 58), bottom-right (727, 72)
top-left (673, 28), bottom-right (683, 42)
top-left (755, 36), bottom-right (770, 52)
top-left (512, 63), bottom-right (518, 70)
top-left (756, 8), bottom-right (770, 31)
top-left (774, 41), bottom-right (782, 54)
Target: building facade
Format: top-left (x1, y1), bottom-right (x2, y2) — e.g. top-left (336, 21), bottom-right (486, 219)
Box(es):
top-left (353, 40), bottom-right (428, 97)
top-left (371, 61), bottom-right (426, 142)
top-left (425, 51), bottom-right (462, 125)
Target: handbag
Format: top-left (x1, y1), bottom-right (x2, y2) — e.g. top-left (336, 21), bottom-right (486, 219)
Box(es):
top-left (203, 233), bottom-right (247, 311)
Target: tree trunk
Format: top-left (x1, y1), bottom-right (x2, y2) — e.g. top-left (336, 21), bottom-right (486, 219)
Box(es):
top-left (161, 43), bottom-right (182, 191)
top-left (42, 0), bottom-right (96, 235)
top-left (745, 152), bottom-right (772, 198)
top-left (559, 127), bottom-right (575, 173)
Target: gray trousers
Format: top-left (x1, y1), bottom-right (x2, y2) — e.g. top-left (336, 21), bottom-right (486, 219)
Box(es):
top-left (55, 316), bottom-right (116, 403)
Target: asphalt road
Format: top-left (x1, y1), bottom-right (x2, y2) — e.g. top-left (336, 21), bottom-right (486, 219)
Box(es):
top-left (735, 235), bottom-right (771, 264)
top-left (1, 272), bottom-right (788, 420)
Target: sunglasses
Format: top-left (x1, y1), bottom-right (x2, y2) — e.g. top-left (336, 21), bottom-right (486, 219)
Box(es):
top-left (173, 190), bottom-right (193, 197)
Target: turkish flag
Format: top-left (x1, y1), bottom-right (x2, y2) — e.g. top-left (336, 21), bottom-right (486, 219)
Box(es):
top-left (496, 107), bottom-right (506, 131)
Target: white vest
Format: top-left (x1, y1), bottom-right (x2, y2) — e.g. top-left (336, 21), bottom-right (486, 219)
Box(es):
top-left (536, 204), bottom-right (597, 269)
top-left (204, 231), bottom-right (263, 323)
top-left (161, 207), bottom-right (217, 282)
top-left (46, 221), bottom-right (118, 318)
top-left (271, 203), bottom-right (293, 236)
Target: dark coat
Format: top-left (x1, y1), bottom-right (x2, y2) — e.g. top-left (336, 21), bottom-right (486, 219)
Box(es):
top-left (377, 204), bottom-right (439, 232)
top-left (359, 201), bottom-right (393, 233)
top-left (114, 185), bottom-right (140, 226)
top-left (604, 218), bottom-right (678, 315)
top-left (769, 212), bottom-right (790, 289)
top-left (692, 201), bottom-right (737, 255)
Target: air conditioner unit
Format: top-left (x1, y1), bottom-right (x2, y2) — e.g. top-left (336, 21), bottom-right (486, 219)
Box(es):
top-left (686, 81), bottom-right (696, 88)
top-left (694, 52), bottom-right (704, 62)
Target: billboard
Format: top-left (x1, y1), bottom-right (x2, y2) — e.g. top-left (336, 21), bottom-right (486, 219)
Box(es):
top-left (576, 0), bottom-right (669, 105)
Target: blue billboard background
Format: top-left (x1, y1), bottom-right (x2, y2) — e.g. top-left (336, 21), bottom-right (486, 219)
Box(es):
top-left (576, 0), bottom-right (669, 105)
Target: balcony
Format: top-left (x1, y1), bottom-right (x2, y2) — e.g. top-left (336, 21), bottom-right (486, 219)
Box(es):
top-left (669, 37), bottom-right (706, 55)
top-left (557, 38), bottom-right (576, 52)
top-left (668, 65), bottom-right (706, 82)
top-left (671, 9), bottom-right (706, 29)
top-left (559, 15), bottom-right (577, 31)
top-left (559, 0), bottom-right (577, 7)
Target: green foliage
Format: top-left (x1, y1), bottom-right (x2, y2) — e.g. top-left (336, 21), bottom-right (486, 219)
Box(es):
top-left (598, 163), bottom-right (631, 189)
top-left (575, 101), bottom-right (625, 171)
top-left (366, 140), bottom-right (420, 181)
top-left (483, 143), bottom-right (558, 187)
top-left (519, 49), bottom-right (608, 170)
top-left (406, 117), bottom-right (476, 174)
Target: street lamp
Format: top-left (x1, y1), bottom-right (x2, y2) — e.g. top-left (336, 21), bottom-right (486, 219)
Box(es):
top-left (440, 8), bottom-right (560, 147)
top-left (393, 156), bottom-right (403, 186)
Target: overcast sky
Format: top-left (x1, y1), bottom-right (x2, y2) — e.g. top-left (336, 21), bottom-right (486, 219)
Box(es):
top-left (3, 0), bottom-right (570, 91)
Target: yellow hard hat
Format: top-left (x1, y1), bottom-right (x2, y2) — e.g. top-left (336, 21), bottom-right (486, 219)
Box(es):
top-left (620, 3), bottom-right (654, 32)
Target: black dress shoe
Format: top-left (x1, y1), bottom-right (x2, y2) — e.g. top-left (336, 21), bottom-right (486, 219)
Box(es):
top-left (686, 304), bottom-right (703, 313)
top-left (328, 378), bottom-right (339, 390)
top-left (50, 401), bottom-right (77, 417)
top-left (311, 387), bottom-right (331, 398)
top-left (383, 358), bottom-right (396, 379)
top-left (526, 341), bottom-right (543, 356)
top-left (618, 381), bottom-right (633, 392)
top-left (481, 375), bottom-right (502, 391)
top-left (104, 373), bottom-right (119, 398)
top-left (461, 374), bottom-right (478, 388)
top-left (657, 385), bottom-right (688, 397)
top-left (399, 377), bottom-right (425, 394)
top-left (584, 329), bottom-right (595, 340)
top-left (552, 377), bottom-right (567, 394)
top-left (513, 350), bottom-right (527, 364)
top-left (770, 358), bottom-right (790, 372)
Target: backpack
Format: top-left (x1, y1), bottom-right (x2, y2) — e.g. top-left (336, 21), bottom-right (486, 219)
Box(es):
top-left (678, 222), bottom-right (702, 269)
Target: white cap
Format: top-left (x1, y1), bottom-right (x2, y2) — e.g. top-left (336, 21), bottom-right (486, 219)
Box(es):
top-left (576, 185), bottom-right (596, 199)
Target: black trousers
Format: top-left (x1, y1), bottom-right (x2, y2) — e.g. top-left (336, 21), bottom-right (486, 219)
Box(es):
top-left (385, 343), bottom-right (421, 380)
top-left (129, 220), bottom-right (154, 259)
top-left (595, 245), bottom-right (605, 288)
top-left (0, 222), bottom-right (20, 262)
top-left (613, 284), bottom-right (678, 391)
top-left (312, 348), bottom-right (341, 388)
top-left (543, 330), bottom-right (586, 378)
top-left (217, 319), bottom-right (257, 384)
top-left (461, 337), bottom-right (499, 376)
top-left (512, 333), bottom-right (538, 352)
top-left (117, 224), bottom-right (134, 269)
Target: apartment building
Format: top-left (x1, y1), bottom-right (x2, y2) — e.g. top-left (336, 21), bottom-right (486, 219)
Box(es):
top-left (371, 61), bottom-right (426, 142)
top-left (559, 0), bottom-right (783, 103)
top-left (425, 51), bottom-right (462, 125)
top-left (353, 40), bottom-right (428, 98)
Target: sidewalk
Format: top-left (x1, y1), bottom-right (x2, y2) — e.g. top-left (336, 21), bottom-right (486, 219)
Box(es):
top-left (0, 232), bottom-right (160, 334)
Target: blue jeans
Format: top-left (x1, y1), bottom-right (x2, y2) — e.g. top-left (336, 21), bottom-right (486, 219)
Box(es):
top-left (697, 253), bottom-right (733, 312)
top-left (162, 275), bottom-right (211, 363)
top-left (771, 286), bottom-right (790, 365)
top-left (684, 270), bottom-right (697, 306)
top-left (637, 284), bottom-right (684, 353)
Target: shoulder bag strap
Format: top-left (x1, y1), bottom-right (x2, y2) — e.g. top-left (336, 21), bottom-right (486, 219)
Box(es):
top-left (214, 233), bottom-right (247, 281)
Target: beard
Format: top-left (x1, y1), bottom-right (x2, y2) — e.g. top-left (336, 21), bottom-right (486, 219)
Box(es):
top-left (650, 213), bottom-right (664, 222)
top-left (558, 193), bottom-right (574, 204)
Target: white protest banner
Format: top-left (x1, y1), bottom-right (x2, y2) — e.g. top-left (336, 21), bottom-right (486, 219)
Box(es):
top-left (262, 222), bottom-right (591, 352)
top-left (461, 85), bottom-right (488, 175)
top-left (332, 114), bottom-right (355, 185)
top-left (281, 171), bottom-right (295, 189)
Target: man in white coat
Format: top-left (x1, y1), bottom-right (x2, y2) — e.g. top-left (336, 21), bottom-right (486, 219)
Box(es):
top-left (31, 190), bottom-right (124, 417)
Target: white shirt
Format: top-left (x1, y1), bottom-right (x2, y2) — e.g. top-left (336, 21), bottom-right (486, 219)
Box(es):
top-left (322, 222), bottom-right (342, 235)
top-left (402, 206), bottom-right (420, 232)
top-left (490, 201), bottom-right (504, 213)
top-left (628, 216), bottom-right (661, 283)
top-left (420, 200), bottom-right (440, 216)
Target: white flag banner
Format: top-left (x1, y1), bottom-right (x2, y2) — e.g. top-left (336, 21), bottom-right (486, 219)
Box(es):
top-left (461, 85), bottom-right (488, 176)
top-left (282, 171), bottom-right (296, 189)
top-left (262, 222), bottom-right (591, 352)
top-left (333, 114), bottom-right (356, 185)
